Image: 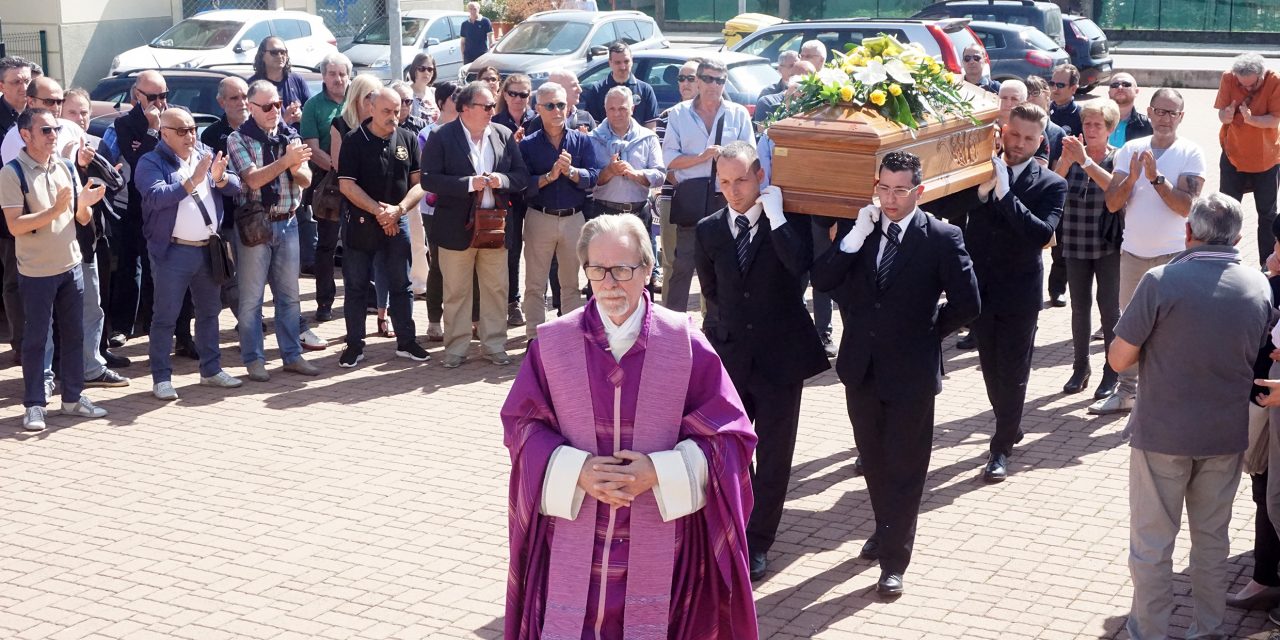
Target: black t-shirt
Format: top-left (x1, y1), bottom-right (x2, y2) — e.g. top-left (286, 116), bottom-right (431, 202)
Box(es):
top-left (337, 120), bottom-right (420, 207)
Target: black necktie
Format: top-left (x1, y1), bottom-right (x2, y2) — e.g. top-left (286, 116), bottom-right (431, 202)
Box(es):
top-left (735, 215), bottom-right (751, 271)
top-left (877, 222), bottom-right (901, 290)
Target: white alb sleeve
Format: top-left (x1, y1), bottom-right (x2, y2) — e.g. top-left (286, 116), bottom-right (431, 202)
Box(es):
top-left (649, 439), bottom-right (709, 522)
top-left (540, 445), bottom-right (590, 520)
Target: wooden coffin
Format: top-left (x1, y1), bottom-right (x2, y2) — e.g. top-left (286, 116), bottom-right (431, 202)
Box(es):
top-left (768, 85), bottom-right (1000, 218)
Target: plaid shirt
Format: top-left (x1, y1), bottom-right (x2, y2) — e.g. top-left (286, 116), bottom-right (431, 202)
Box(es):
top-left (225, 131), bottom-right (301, 216)
top-left (1060, 147), bottom-right (1119, 260)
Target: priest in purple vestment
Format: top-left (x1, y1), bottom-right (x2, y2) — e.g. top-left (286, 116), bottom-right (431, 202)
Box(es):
top-left (502, 213), bottom-right (759, 640)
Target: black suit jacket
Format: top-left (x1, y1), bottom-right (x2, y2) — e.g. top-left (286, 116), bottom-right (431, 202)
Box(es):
top-left (695, 209), bottom-right (830, 388)
top-left (419, 119), bottom-right (530, 251)
top-left (936, 161), bottom-right (1067, 316)
top-left (812, 210), bottom-right (980, 401)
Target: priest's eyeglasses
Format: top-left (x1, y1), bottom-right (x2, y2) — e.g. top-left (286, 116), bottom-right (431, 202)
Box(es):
top-left (583, 264), bottom-right (642, 282)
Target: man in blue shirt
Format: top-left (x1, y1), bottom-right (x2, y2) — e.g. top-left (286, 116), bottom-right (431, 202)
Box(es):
top-left (581, 42), bottom-right (659, 126)
top-left (461, 2), bottom-right (494, 65)
top-left (591, 86), bottom-right (665, 288)
top-left (518, 82), bottom-right (599, 339)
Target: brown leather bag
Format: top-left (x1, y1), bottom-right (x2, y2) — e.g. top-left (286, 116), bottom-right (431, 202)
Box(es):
top-left (467, 191), bottom-right (507, 249)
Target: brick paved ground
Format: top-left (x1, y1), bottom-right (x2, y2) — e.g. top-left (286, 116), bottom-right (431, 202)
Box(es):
top-left (1, 88), bottom-right (1278, 639)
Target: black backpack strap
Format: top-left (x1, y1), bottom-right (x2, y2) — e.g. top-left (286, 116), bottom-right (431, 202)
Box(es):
top-left (6, 159), bottom-right (28, 214)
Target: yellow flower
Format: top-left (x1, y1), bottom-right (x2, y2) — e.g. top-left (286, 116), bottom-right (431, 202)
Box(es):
top-left (888, 83), bottom-right (903, 97)
top-left (869, 90), bottom-right (887, 106)
top-left (946, 72), bottom-right (958, 84)
top-left (928, 62), bottom-right (941, 75)
top-left (873, 56), bottom-right (883, 64)
top-left (841, 61), bottom-right (856, 74)
top-left (919, 83), bottom-right (930, 93)
top-left (840, 85), bottom-right (855, 102)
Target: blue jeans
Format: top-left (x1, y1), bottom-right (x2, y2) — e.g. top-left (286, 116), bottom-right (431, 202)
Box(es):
top-left (342, 219), bottom-right (415, 350)
top-left (20, 265), bottom-right (84, 407)
top-left (149, 244), bottom-right (224, 382)
top-left (236, 217), bottom-right (303, 366)
top-left (81, 260), bottom-right (108, 379)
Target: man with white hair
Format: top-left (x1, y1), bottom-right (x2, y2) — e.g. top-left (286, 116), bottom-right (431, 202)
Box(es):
top-left (799, 40), bottom-right (827, 69)
top-left (755, 60), bottom-right (815, 124)
top-left (761, 50), bottom-right (801, 97)
top-left (299, 52), bottom-right (350, 323)
top-left (1216, 52), bottom-right (1280, 266)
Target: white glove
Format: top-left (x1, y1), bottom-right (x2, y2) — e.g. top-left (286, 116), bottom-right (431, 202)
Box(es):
top-left (839, 204), bottom-right (881, 253)
top-left (756, 186), bottom-right (787, 227)
top-left (992, 155), bottom-right (1011, 200)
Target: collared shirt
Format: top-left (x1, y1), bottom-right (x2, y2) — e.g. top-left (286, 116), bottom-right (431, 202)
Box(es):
top-left (1215, 69), bottom-right (1280, 173)
top-left (599, 294), bottom-right (646, 362)
top-left (336, 121), bottom-right (420, 209)
top-left (661, 98), bottom-right (755, 185)
top-left (590, 119), bottom-right (665, 204)
top-left (226, 129), bottom-right (303, 216)
top-left (200, 115), bottom-right (237, 156)
top-left (582, 74), bottom-right (659, 125)
top-left (726, 203), bottom-right (763, 242)
top-left (876, 208), bottom-right (918, 267)
top-left (520, 127), bottom-right (598, 211)
top-left (300, 91), bottom-right (343, 151)
top-left (1, 119), bottom-right (86, 165)
top-left (0, 149), bottom-right (82, 277)
top-left (171, 151), bottom-right (217, 242)
top-left (1050, 99), bottom-right (1083, 136)
top-left (532, 107), bottom-right (596, 135)
top-left (461, 121), bottom-right (496, 208)
top-left (460, 17), bottom-right (493, 62)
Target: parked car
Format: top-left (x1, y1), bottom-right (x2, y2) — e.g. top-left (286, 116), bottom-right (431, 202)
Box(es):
top-left (730, 18), bottom-right (985, 75)
top-left (342, 10), bottom-right (470, 81)
top-left (912, 0), bottom-right (1065, 47)
top-left (967, 21), bottom-right (1069, 84)
top-left (1062, 14), bottom-right (1112, 92)
top-left (460, 10), bottom-right (667, 85)
top-left (722, 13), bottom-right (785, 49)
top-left (109, 10), bottom-right (338, 76)
top-left (578, 49), bottom-right (779, 117)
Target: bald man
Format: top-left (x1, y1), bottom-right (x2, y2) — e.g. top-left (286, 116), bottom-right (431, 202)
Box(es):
top-left (546, 69), bottom-right (597, 133)
top-left (0, 77), bottom-right (87, 164)
top-left (800, 40), bottom-right (827, 70)
top-left (1108, 72), bottom-right (1153, 146)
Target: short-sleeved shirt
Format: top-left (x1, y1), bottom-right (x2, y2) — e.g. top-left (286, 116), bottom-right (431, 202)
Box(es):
top-left (661, 99), bottom-right (755, 185)
top-left (1215, 69), bottom-right (1280, 173)
top-left (337, 122), bottom-right (420, 208)
top-left (0, 150), bottom-right (82, 277)
top-left (300, 91), bottom-right (343, 152)
top-left (460, 17), bottom-right (493, 63)
top-left (1115, 247), bottom-right (1272, 456)
top-left (225, 130), bottom-right (303, 216)
top-left (1113, 136), bottom-right (1206, 258)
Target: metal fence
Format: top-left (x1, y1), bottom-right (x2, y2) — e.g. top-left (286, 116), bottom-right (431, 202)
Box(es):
top-left (1098, 0), bottom-right (1280, 32)
top-left (316, 0), bottom-right (387, 41)
top-left (0, 24), bottom-right (49, 73)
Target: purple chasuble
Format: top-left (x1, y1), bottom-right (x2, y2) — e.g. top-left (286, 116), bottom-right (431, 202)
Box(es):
top-left (502, 293), bottom-right (759, 640)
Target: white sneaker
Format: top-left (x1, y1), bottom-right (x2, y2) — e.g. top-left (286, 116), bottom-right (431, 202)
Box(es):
top-left (200, 371), bottom-right (244, 388)
top-left (300, 329), bottom-right (327, 351)
top-left (153, 381), bottom-right (179, 401)
top-left (1088, 393), bottom-right (1135, 415)
top-left (22, 406), bottom-right (46, 432)
top-left (44, 379), bottom-right (55, 401)
top-left (61, 396), bottom-right (108, 419)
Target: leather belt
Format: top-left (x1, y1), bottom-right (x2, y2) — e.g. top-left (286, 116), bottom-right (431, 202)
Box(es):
top-left (597, 199), bottom-right (647, 213)
top-left (172, 237), bottom-right (209, 247)
top-left (268, 210), bottom-right (295, 222)
top-left (538, 207), bottom-right (580, 217)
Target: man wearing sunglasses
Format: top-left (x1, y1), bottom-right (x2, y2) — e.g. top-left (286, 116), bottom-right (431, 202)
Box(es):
top-left (581, 42), bottom-right (658, 127)
top-left (1048, 64), bottom-right (1083, 137)
top-left (1, 77), bottom-right (87, 169)
top-left (0, 57), bottom-right (35, 364)
top-left (1107, 72), bottom-right (1152, 147)
top-left (961, 44), bottom-right (1000, 95)
top-left (1215, 53), bottom-right (1280, 267)
top-left (652, 58), bottom-right (704, 296)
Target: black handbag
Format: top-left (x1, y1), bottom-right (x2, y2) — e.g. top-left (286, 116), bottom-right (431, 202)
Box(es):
top-left (192, 193), bottom-right (235, 285)
top-left (235, 200), bottom-right (274, 247)
top-left (1095, 150), bottom-right (1123, 247)
top-left (670, 116), bottom-right (726, 227)
top-left (311, 169), bottom-right (343, 222)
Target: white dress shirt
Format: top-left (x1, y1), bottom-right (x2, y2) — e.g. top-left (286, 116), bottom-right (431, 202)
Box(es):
top-left (462, 122), bottom-right (495, 208)
top-left (170, 152), bottom-right (217, 241)
top-left (875, 208), bottom-right (918, 267)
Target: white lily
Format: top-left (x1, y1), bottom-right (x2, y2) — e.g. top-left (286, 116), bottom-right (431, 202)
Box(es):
top-left (884, 58), bottom-right (916, 85)
top-left (815, 67), bottom-right (851, 86)
top-left (854, 60), bottom-right (888, 85)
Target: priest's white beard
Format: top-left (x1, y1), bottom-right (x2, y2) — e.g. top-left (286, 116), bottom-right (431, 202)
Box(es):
top-left (596, 290), bottom-right (632, 320)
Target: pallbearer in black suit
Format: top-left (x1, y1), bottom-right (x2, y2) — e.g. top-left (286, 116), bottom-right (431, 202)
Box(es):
top-left (694, 141), bottom-right (830, 582)
top-left (812, 152), bottom-right (980, 596)
top-left (944, 104), bottom-right (1067, 483)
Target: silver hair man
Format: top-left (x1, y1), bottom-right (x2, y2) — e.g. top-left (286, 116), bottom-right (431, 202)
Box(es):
top-left (1188, 193), bottom-right (1244, 246)
top-left (1230, 53), bottom-right (1267, 79)
top-left (577, 213), bottom-right (655, 269)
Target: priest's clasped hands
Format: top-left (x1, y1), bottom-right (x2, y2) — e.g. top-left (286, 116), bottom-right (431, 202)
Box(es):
top-left (578, 452), bottom-right (658, 508)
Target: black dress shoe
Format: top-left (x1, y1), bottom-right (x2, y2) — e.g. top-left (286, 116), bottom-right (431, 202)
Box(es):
top-left (1062, 369), bottom-right (1091, 394)
top-left (315, 307), bottom-right (333, 323)
top-left (983, 452), bottom-right (1008, 483)
top-left (859, 536), bottom-right (880, 560)
top-left (1094, 375), bottom-right (1119, 400)
top-left (1049, 295), bottom-right (1067, 308)
top-left (107, 332), bottom-right (126, 348)
top-left (749, 551), bottom-right (768, 581)
top-left (102, 350), bottom-right (131, 368)
top-left (853, 455), bottom-right (864, 476)
top-left (820, 334), bottom-right (837, 358)
top-left (174, 337), bottom-right (199, 360)
top-left (876, 572), bottom-right (904, 596)
top-left (956, 333), bottom-right (976, 350)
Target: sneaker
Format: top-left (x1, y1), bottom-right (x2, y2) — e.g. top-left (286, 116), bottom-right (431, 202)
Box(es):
top-left (61, 396), bottom-right (108, 419)
top-left (426, 324), bottom-right (444, 342)
top-left (508, 302), bottom-right (526, 327)
top-left (44, 379), bottom-right (55, 401)
top-left (245, 360), bottom-right (271, 382)
top-left (1088, 393), bottom-right (1135, 415)
top-left (107, 332), bottom-right (126, 348)
top-left (283, 357), bottom-right (321, 376)
top-left (442, 354), bottom-right (465, 369)
top-left (339, 345), bottom-right (365, 368)
top-left (300, 329), bottom-right (327, 351)
top-left (314, 307), bottom-right (333, 323)
top-left (153, 381), bottom-right (179, 401)
top-left (486, 351), bottom-right (513, 366)
top-left (22, 406), bottom-right (46, 432)
top-left (820, 334), bottom-right (837, 359)
top-left (85, 369), bottom-right (130, 388)
top-left (396, 342), bottom-right (432, 362)
top-left (1268, 603), bottom-right (1280, 627)
top-left (200, 371), bottom-right (244, 388)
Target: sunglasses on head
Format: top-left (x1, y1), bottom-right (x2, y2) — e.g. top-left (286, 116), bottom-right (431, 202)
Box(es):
top-left (265, 49), bottom-right (289, 56)
top-left (251, 100), bottom-right (283, 112)
top-left (1110, 80), bottom-right (1133, 88)
top-left (962, 55), bottom-right (983, 62)
top-left (677, 74), bottom-right (697, 83)
top-left (698, 74), bottom-right (726, 85)
top-left (1049, 81), bottom-right (1071, 89)
top-left (136, 89), bottom-right (169, 102)
top-left (163, 125), bottom-right (198, 136)
top-left (540, 102), bottom-right (567, 111)
top-left (506, 90), bottom-right (530, 99)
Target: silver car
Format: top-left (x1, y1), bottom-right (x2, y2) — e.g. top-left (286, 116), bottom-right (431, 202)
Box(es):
top-left (460, 10), bottom-right (667, 86)
top-left (342, 10), bottom-right (470, 81)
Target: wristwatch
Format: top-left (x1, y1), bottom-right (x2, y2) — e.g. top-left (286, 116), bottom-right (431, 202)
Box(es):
top-left (146, 127), bottom-right (159, 138)
top-left (1150, 175), bottom-right (1166, 186)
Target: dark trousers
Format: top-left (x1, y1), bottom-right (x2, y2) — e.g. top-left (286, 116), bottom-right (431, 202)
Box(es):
top-left (506, 199), bottom-right (525, 305)
top-left (972, 307), bottom-right (1039, 456)
top-left (1219, 153), bottom-right (1279, 267)
top-left (421, 214), bottom-right (444, 323)
top-left (108, 217), bottom-right (152, 336)
top-left (1, 236), bottom-right (23, 350)
top-left (1252, 471), bottom-right (1280, 585)
top-left (21, 265), bottom-right (84, 407)
top-left (94, 245), bottom-right (112, 355)
top-left (1065, 253), bottom-right (1120, 380)
top-left (342, 223), bottom-right (415, 350)
top-left (846, 373), bottom-right (934, 576)
top-left (148, 245), bottom-right (224, 382)
top-left (315, 217), bottom-right (341, 312)
top-left (741, 373), bottom-right (804, 555)
top-left (810, 221), bottom-right (834, 335)
top-left (1047, 235), bottom-right (1067, 299)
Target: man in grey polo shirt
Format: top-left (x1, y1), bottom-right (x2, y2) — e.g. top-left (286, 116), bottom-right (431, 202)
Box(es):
top-left (1109, 193), bottom-right (1272, 640)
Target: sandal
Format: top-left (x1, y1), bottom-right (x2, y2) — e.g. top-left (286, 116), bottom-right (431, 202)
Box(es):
top-left (378, 317), bottom-right (396, 338)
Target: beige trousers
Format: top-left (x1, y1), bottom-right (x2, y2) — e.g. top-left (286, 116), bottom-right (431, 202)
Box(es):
top-left (438, 246), bottom-right (508, 358)
top-left (521, 208), bottom-right (584, 338)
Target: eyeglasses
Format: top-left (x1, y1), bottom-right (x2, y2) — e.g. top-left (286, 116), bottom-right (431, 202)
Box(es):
top-left (136, 89), bottom-right (169, 102)
top-left (163, 125), bottom-right (198, 137)
top-left (1109, 80), bottom-right (1133, 89)
top-left (251, 100), bottom-right (283, 112)
top-left (265, 49), bottom-right (289, 56)
top-left (874, 184), bottom-right (915, 199)
top-left (1049, 81), bottom-right (1072, 89)
top-left (676, 74), bottom-right (697, 83)
top-left (506, 90), bottom-right (530, 99)
top-left (416, 65), bottom-right (436, 73)
top-left (473, 102), bottom-right (498, 112)
top-left (34, 125), bottom-right (62, 136)
top-left (698, 74), bottom-right (727, 85)
top-left (539, 102), bottom-right (567, 111)
top-left (583, 264), bottom-right (641, 282)
top-left (962, 55), bottom-right (983, 62)
top-left (1151, 107), bottom-right (1183, 118)
top-left (400, 98), bottom-right (413, 106)
top-left (34, 96), bottom-right (64, 107)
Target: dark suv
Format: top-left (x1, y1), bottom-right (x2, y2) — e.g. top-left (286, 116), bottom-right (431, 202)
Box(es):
top-left (730, 18), bottom-right (985, 75)
top-left (1062, 15), bottom-right (1112, 92)
top-left (913, 0), bottom-right (1065, 47)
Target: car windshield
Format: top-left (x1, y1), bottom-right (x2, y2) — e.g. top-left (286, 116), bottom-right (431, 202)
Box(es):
top-left (151, 19), bottom-right (244, 50)
top-left (1074, 18), bottom-right (1105, 40)
top-left (494, 21), bottom-right (591, 55)
top-left (729, 62), bottom-right (780, 96)
top-left (1022, 28), bottom-right (1060, 51)
top-left (352, 17), bottom-right (427, 45)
